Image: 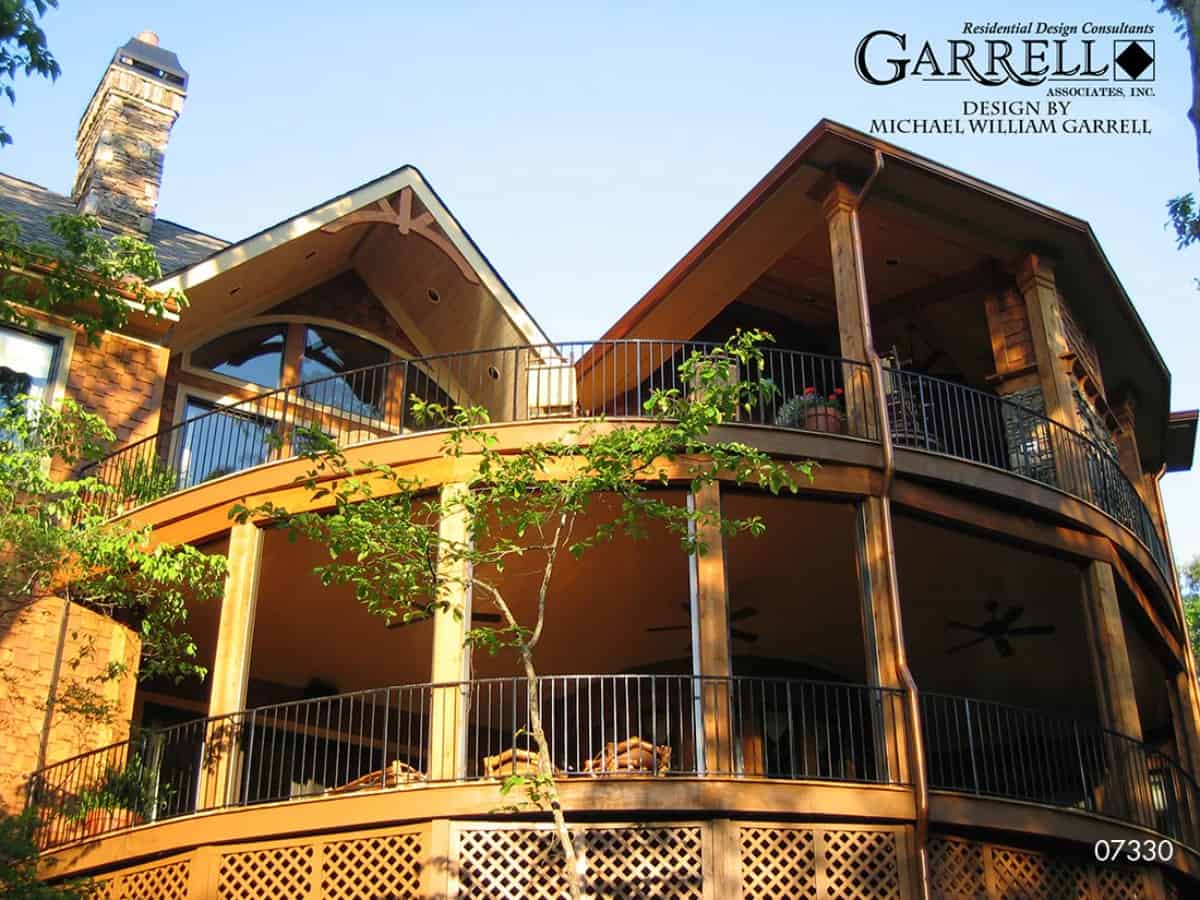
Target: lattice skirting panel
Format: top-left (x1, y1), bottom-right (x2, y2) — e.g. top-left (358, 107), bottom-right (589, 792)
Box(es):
top-left (89, 858), bottom-right (190, 900)
top-left (738, 823), bottom-right (910, 899)
top-left (64, 820), bottom-right (1192, 898)
top-left (455, 822), bottom-right (706, 899)
top-left (213, 827), bottom-right (424, 899)
top-left (928, 834), bottom-right (1159, 900)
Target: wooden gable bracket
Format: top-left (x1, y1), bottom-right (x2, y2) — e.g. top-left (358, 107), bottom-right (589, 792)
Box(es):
top-left (320, 187), bottom-right (481, 285)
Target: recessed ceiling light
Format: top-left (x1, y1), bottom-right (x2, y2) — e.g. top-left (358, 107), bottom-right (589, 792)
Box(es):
top-left (304, 250), bottom-right (317, 260)
top-left (229, 287), bottom-right (240, 295)
top-left (427, 288), bottom-right (441, 304)
top-left (885, 258), bottom-right (900, 266)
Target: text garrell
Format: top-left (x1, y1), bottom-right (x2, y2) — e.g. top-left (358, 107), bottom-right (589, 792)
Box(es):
top-left (869, 100), bottom-right (1151, 136)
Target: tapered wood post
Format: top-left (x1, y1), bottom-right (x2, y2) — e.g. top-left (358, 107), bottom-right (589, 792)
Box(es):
top-left (855, 497), bottom-right (913, 785)
top-left (822, 181), bottom-right (878, 438)
top-left (429, 483), bottom-right (472, 782)
top-left (1015, 254), bottom-right (1081, 433)
top-left (199, 521), bottom-right (264, 809)
top-left (1080, 561), bottom-right (1145, 822)
top-left (690, 481), bottom-right (734, 775)
top-left (1082, 562), bottom-right (1143, 741)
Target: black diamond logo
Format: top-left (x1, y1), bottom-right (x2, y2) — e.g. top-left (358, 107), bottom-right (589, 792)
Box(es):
top-left (1114, 41), bottom-right (1154, 80)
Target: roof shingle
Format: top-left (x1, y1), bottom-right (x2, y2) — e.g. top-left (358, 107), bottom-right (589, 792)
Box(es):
top-left (0, 172), bottom-right (227, 273)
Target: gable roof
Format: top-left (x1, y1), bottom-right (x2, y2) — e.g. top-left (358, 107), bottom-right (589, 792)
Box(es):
top-left (155, 164), bottom-right (551, 349)
top-left (603, 118), bottom-right (1174, 471)
top-left (0, 172), bottom-right (228, 272)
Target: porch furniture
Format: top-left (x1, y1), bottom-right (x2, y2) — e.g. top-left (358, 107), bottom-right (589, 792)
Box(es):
top-left (483, 747), bottom-right (562, 778)
top-left (326, 759), bottom-right (425, 795)
top-left (582, 737), bottom-right (671, 776)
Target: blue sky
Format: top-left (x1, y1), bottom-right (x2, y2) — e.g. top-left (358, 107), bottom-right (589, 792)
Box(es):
top-left (6, 1), bottom-right (1200, 564)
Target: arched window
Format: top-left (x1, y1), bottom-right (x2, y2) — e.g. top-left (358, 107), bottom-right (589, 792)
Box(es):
top-left (299, 326), bottom-right (390, 418)
top-left (191, 324), bottom-right (287, 389)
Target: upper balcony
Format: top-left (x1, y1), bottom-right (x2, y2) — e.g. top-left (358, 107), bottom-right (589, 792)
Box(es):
top-left (87, 340), bottom-right (1171, 588)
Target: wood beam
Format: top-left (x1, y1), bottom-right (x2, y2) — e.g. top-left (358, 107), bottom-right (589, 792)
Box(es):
top-left (323, 188), bottom-right (481, 285)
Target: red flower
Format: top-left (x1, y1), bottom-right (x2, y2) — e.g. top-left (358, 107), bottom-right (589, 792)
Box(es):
top-left (804, 386), bottom-right (816, 395)
top-left (834, 388), bottom-right (844, 395)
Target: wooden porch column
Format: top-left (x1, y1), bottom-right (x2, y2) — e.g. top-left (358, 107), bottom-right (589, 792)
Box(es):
top-left (199, 521), bottom-right (264, 809)
top-left (1015, 253), bottom-right (1081, 433)
top-left (1081, 562), bottom-right (1143, 741)
top-left (822, 181), bottom-right (877, 437)
top-left (855, 497), bottom-right (913, 784)
top-left (429, 482), bottom-right (472, 782)
top-left (690, 481), bottom-right (734, 775)
top-left (1080, 561), bottom-right (1146, 822)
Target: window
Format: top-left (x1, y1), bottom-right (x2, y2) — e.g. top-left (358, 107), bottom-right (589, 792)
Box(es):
top-left (191, 325), bottom-right (286, 389)
top-left (300, 326), bottom-right (389, 418)
top-left (0, 326), bottom-right (61, 413)
top-left (175, 398), bottom-right (273, 488)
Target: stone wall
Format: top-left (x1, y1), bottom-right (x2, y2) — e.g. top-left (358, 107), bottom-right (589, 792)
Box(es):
top-left (0, 598), bottom-right (141, 813)
top-left (984, 287), bottom-right (1037, 376)
top-left (72, 65), bottom-right (185, 234)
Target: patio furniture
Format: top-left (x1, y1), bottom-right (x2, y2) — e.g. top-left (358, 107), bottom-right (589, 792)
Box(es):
top-left (582, 737), bottom-right (671, 776)
top-left (326, 759), bottom-right (425, 795)
top-left (483, 747), bottom-right (562, 778)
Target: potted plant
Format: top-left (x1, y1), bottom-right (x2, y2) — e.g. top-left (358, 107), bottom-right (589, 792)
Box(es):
top-left (774, 386), bottom-right (845, 434)
top-left (66, 753), bottom-right (165, 838)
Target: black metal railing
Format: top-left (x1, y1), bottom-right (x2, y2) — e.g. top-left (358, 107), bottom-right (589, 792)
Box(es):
top-left (922, 693), bottom-right (1200, 848)
top-left (884, 368), bottom-right (1171, 579)
top-left (27, 675), bottom-right (900, 848)
top-left (80, 341), bottom-right (877, 516)
top-left (77, 340), bottom-right (1168, 583)
top-left (463, 675), bottom-right (904, 783)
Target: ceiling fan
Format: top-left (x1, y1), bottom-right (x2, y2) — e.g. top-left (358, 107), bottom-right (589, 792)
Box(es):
top-left (646, 602), bottom-right (760, 644)
top-left (946, 600), bottom-right (1055, 658)
top-left (385, 608), bottom-right (502, 630)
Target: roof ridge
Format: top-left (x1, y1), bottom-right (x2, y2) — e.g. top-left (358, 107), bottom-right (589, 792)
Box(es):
top-left (0, 170), bottom-right (68, 197)
top-left (152, 216), bottom-right (229, 243)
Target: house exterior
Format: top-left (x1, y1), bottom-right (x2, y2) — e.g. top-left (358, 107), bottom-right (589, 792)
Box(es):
top-left (4, 31), bottom-right (1200, 900)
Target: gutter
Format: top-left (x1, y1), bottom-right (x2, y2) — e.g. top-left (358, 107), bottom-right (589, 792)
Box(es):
top-left (852, 149), bottom-right (931, 899)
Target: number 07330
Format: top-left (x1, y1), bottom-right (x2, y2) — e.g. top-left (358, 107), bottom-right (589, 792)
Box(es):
top-left (1092, 839), bottom-right (1175, 862)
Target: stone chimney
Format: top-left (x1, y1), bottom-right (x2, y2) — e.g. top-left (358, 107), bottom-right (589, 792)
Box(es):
top-left (72, 31), bottom-right (188, 235)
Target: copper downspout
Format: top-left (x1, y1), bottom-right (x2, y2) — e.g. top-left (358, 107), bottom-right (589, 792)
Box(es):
top-left (851, 149), bottom-right (931, 898)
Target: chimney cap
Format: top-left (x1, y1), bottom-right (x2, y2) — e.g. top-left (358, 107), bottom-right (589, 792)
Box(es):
top-left (114, 32), bottom-right (187, 90)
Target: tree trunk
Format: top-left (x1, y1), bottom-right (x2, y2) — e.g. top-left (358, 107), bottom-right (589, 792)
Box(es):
top-left (522, 654), bottom-right (588, 900)
top-left (1176, 0), bottom-right (1200, 174)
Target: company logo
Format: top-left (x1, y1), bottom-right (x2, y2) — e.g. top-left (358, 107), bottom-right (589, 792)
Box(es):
top-left (1113, 40), bottom-right (1154, 80)
top-left (855, 26), bottom-right (1155, 87)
